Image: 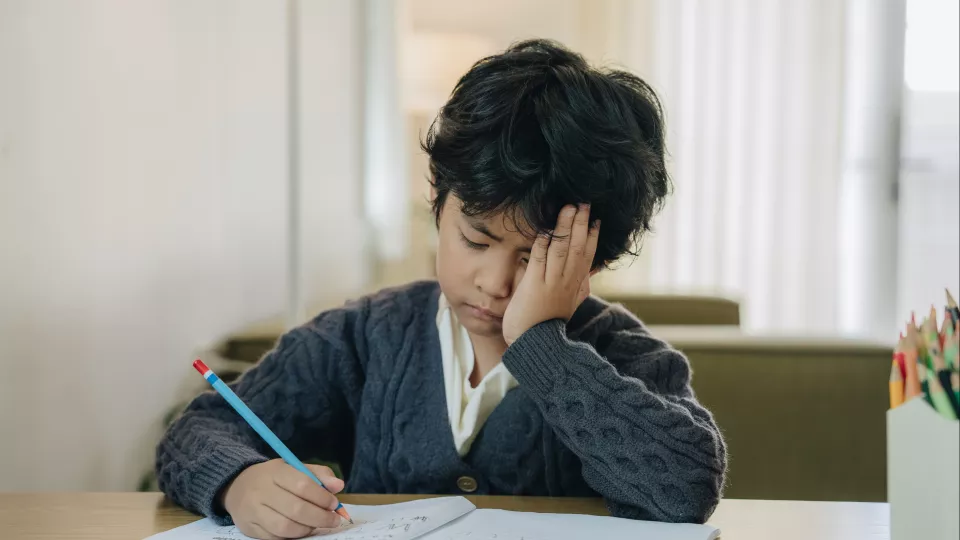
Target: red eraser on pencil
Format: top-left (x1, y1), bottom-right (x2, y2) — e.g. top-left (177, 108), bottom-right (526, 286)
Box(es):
top-left (193, 359), bottom-right (210, 374)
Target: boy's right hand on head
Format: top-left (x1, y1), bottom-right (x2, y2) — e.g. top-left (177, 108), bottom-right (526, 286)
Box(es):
top-left (221, 459), bottom-right (345, 540)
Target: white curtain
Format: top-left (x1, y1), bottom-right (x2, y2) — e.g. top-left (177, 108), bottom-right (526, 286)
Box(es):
top-left (596, 0), bottom-right (850, 334)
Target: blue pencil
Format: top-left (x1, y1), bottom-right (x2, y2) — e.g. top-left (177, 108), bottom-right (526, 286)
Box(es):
top-left (192, 359), bottom-right (352, 523)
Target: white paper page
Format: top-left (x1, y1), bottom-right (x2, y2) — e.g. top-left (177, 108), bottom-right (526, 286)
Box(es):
top-left (145, 497), bottom-right (477, 540)
top-left (418, 508), bottom-right (720, 540)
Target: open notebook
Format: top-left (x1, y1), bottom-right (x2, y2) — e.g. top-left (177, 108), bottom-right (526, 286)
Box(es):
top-left (146, 497), bottom-right (720, 540)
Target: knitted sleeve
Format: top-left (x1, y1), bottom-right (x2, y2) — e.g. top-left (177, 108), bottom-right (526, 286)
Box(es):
top-left (155, 301), bottom-right (368, 524)
top-left (501, 311), bottom-right (726, 524)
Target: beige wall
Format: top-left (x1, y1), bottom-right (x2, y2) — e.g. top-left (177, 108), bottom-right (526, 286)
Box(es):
top-left (0, 0), bottom-right (365, 491)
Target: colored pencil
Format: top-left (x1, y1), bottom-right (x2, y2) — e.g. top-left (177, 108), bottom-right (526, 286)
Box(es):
top-left (924, 307), bottom-right (944, 362)
top-left (903, 322), bottom-right (923, 400)
top-left (921, 310), bottom-right (957, 419)
top-left (926, 366), bottom-right (957, 420)
top-left (917, 355), bottom-right (932, 406)
top-left (914, 315), bottom-right (930, 370)
top-left (889, 358), bottom-right (905, 409)
top-left (192, 360), bottom-right (353, 523)
top-left (944, 323), bottom-right (958, 370)
top-left (930, 346), bottom-right (959, 419)
top-left (894, 333), bottom-right (907, 380)
top-left (952, 322), bottom-right (960, 405)
top-left (939, 320), bottom-right (958, 398)
top-left (946, 288), bottom-right (960, 325)
top-left (908, 320), bottom-right (935, 406)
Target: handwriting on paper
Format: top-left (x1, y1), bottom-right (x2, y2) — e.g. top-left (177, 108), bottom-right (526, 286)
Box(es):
top-left (311, 515), bottom-right (432, 539)
top-left (203, 515), bottom-right (435, 540)
top-left (147, 497), bottom-right (479, 540)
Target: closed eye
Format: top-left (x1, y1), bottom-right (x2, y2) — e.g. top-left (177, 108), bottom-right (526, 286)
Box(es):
top-left (459, 231), bottom-right (487, 250)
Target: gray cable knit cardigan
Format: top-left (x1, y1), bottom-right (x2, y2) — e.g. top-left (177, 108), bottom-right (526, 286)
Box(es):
top-left (156, 281), bottom-right (726, 524)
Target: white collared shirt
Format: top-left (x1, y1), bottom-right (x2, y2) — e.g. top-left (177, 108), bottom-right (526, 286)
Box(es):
top-left (436, 293), bottom-right (519, 456)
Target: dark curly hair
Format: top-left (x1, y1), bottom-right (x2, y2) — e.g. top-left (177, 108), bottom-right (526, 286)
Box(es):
top-left (422, 38), bottom-right (671, 269)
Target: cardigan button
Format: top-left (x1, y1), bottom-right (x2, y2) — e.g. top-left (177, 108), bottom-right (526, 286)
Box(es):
top-left (457, 476), bottom-right (478, 493)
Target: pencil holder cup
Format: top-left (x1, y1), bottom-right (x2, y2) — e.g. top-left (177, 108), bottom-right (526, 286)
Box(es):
top-left (887, 398), bottom-right (960, 540)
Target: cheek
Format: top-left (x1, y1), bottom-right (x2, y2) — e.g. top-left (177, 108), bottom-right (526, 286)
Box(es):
top-left (436, 229), bottom-right (473, 287)
top-left (516, 264), bottom-right (527, 284)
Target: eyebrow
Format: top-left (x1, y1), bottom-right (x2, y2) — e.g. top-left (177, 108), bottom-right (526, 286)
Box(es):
top-left (466, 218), bottom-right (532, 253)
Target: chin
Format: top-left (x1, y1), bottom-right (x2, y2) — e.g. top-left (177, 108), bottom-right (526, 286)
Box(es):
top-left (464, 321), bottom-right (504, 339)
top-left (456, 308), bottom-right (504, 337)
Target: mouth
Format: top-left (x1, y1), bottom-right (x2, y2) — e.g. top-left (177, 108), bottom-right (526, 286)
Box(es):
top-left (465, 304), bottom-right (504, 322)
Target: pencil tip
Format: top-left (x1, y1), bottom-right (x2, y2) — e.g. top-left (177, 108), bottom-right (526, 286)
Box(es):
top-left (335, 506), bottom-right (353, 524)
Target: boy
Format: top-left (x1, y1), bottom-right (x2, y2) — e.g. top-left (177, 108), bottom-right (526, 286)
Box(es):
top-left (157, 39), bottom-right (726, 540)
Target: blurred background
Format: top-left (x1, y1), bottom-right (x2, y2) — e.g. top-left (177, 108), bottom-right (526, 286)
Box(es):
top-left (0, 0), bottom-right (957, 497)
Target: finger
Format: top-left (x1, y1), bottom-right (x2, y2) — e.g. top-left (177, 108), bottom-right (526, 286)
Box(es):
top-left (581, 220), bottom-right (600, 275)
top-left (527, 230), bottom-right (551, 279)
top-left (274, 465), bottom-right (341, 512)
top-left (564, 204), bottom-right (591, 277)
top-left (547, 205), bottom-right (577, 280)
top-left (246, 521), bottom-right (284, 540)
top-left (305, 465), bottom-right (344, 494)
top-left (264, 483), bottom-right (342, 530)
top-left (258, 504), bottom-right (314, 539)
top-left (576, 275), bottom-right (591, 306)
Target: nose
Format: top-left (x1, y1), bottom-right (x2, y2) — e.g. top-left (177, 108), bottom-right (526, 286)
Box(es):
top-left (475, 259), bottom-right (514, 299)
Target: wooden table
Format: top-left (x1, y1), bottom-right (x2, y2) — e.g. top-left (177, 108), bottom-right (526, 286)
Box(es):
top-left (0, 493), bottom-right (890, 540)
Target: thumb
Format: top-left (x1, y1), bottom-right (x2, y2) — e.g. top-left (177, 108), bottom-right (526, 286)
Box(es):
top-left (306, 464), bottom-right (345, 493)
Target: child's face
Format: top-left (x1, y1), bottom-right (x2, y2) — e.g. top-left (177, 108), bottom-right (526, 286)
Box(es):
top-left (436, 195), bottom-right (534, 339)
